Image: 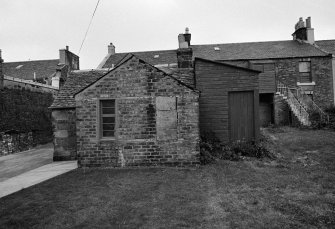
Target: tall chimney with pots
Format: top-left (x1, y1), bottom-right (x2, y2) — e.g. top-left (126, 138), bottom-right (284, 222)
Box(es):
top-left (177, 27), bottom-right (193, 68)
top-left (292, 16), bottom-right (315, 45)
top-left (0, 49), bottom-right (3, 89)
top-left (59, 46), bottom-right (80, 70)
top-left (108, 43), bottom-right (115, 55)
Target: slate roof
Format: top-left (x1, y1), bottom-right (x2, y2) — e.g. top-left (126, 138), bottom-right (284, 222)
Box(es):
top-left (100, 40), bottom-right (330, 68)
top-left (3, 59), bottom-right (59, 80)
top-left (192, 40), bottom-right (328, 60)
top-left (315, 40), bottom-right (335, 55)
top-left (50, 69), bottom-right (108, 109)
top-left (101, 50), bottom-right (177, 68)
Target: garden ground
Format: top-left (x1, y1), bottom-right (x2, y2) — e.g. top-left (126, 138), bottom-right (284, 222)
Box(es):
top-left (0, 127), bottom-right (334, 228)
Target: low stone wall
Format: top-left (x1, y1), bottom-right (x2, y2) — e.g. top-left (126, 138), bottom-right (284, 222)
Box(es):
top-left (0, 132), bottom-right (33, 156)
top-left (0, 130), bottom-right (53, 157)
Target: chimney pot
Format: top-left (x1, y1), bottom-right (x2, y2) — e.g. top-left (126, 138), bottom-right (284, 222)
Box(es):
top-left (185, 27), bottom-right (189, 34)
top-left (306, 16), bottom-right (311, 28)
top-left (66, 46), bottom-right (69, 51)
top-left (108, 43), bottom-right (115, 55)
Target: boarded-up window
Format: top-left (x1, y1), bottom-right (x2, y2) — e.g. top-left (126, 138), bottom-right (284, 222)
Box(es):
top-left (299, 61), bottom-right (312, 83)
top-left (156, 97), bottom-right (177, 140)
top-left (100, 100), bottom-right (116, 138)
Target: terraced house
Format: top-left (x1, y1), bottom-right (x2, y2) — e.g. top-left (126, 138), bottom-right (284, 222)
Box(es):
top-left (50, 17), bottom-right (335, 167)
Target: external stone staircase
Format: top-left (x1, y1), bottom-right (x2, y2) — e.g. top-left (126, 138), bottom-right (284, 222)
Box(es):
top-left (276, 80), bottom-right (329, 126)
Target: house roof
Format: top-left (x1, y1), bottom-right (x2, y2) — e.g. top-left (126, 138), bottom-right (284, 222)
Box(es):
top-left (100, 50), bottom-right (177, 68)
top-left (3, 59), bottom-right (59, 80)
top-left (315, 40), bottom-right (335, 55)
top-left (50, 69), bottom-right (108, 109)
top-left (192, 40), bottom-right (328, 60)
top-left (100, 40), bottom-right (331, 68)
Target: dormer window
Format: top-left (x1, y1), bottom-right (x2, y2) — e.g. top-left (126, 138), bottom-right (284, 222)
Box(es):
top-left (214, 47), bottom-right (220, 51)
top-left (154, 55), bottom-right (159, 58)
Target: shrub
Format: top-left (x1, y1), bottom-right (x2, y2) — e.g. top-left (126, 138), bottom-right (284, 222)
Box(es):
top-left (309, 105), bottom-right (335, 130)
top-left (309, 109), bottom-right (327, 129)
top-left (325, 105), bottom-right (335, 130)
top-left (199, 132), bottom-right (273, 164)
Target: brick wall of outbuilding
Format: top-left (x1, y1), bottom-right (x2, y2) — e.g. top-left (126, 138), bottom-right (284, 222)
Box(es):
top-left (75, 57), bottom-right (199, 167)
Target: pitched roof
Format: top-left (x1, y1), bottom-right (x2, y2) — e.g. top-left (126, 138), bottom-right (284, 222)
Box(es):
top-left (50, 69), bottom-right (108, 109)
top-left (3, 59), bottom-right (59, 80)
top-left (100, 40), bottom-right (330, 68)
top-left (315, 40), bottom-right (335, 55)
top-left (101, 50), bottom-right (177, 68)
top-left (192, 40), bottom-right (328, 60)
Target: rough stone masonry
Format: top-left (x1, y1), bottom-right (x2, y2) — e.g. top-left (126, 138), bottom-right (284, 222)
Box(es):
top-left (75, 56), bottom-right (200, 167)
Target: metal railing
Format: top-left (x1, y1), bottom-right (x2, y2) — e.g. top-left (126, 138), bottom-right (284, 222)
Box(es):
top-left (276, 80), bottom-right (329, 126)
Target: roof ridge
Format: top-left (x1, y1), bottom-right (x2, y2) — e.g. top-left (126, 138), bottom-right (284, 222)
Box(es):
top-left (191, 40), bottom-right (295, 46)
top-left (111, 49), bottom-right (176, 55)
top-left (3, 59), bottom-right (59, 63)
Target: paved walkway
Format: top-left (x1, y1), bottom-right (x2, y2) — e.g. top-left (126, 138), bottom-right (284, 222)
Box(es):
top-left (0, 143), bottom-right (78, 198)
top-left (0, 161), bottom-right (77, 198)
top-left (0, 143), bottom-right (54, 182)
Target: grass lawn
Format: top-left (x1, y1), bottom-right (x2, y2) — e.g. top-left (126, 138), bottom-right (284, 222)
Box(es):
top-left (1, 127), bottom-right (335, 228)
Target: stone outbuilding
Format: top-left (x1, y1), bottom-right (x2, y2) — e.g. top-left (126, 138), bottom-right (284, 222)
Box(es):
top-left (51, 54), bottom-right (200, 167)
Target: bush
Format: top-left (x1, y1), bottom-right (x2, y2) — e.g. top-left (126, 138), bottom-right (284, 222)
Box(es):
top-left (309, 105), bottom-right (335, 130)
top-left (309, 109), bottom-right (327, 129)
top-left (325, 105), bottom-right (335, 130)
top-left (199, 132), bottom-right (273, 165)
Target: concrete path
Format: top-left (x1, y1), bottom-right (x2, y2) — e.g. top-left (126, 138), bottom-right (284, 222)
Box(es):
top-left (0, 143), bottom-right (54, 182)
top-left (0, 143), bottom-right (78, 198)
top-left (0, 161), bottom-right (77, 198)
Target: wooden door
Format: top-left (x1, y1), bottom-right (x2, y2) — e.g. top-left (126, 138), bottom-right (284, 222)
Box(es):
top-left (229, 91), bottom-right (255, 141)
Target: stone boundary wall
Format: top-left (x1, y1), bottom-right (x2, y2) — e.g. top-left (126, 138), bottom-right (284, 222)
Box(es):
top-left (0, 88), bottom-right (54, 155)
top-left (3, 75), bottom-right (58, 96)
top-left (0, 130), bottom-right (52, 156)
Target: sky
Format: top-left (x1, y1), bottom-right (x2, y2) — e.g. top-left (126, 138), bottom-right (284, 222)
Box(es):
top-left (1, 0), bottom-right (335, 69)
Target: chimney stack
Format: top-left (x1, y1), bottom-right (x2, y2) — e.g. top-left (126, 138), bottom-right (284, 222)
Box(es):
top-left (177, 28), bottom-right (193, 68)
top-left (0, 49), bottom-right (3, 89)
top-left (292, 16), bottom-right (314, 45)
top-left (178, 27), bottom-right (191, 48)
top-left (108, 43), bottom-right (115, 55)
top-left (59, 46), bottom-right (79, 70)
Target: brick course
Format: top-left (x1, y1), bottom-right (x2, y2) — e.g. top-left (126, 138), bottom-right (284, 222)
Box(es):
top-left (75, 56), bottom-right (199, 167)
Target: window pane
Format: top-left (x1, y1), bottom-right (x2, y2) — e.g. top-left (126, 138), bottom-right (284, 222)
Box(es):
top-left (299, 62), bottom-right (310, 73)
top-left (103, 117), bottom-right (115, 124)
top-left (299, 72), bottom-right (312, 83)
top-left (103, 131), bottom-right (114, 137)
top-left (103, 124), bottom-right (115, 131)
top-left (101, 100), bottom-right (115, 108)
top-left (102, 108), bottom-right (115, 114)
